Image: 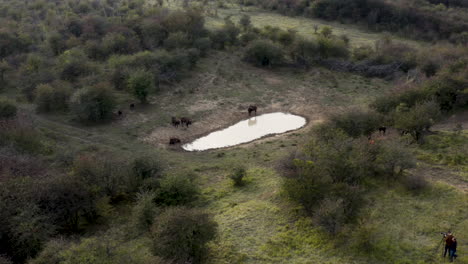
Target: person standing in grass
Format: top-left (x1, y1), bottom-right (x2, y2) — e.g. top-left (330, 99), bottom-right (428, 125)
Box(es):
top-left (444, 231), bottom-right (455, 258)
top-left (449, 237), bottom-right (458, 262)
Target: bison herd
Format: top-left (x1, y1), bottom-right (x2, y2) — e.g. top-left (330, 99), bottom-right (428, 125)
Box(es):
top-left (168, 105), bottom-right (258, 146)
top-left (171, 117), bottom-right (192, 128)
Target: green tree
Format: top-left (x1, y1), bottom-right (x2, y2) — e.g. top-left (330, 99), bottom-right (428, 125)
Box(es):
top-left (244, 39), bottom-right (284, 67)
top-left (131, 191), bottom-right (158, 232)
top-left (35, 83), bottom-right (72, 113)
top-left (0, 98), bottom-right (17, 119)
top-left (291, 38), bottom-right (318, 66)
top-left (154, 174), bottom-right (199, 206)
top-left (393, 100), bottom-right (441, 142)
top-left (320, 26), bottom-right (333, 38)
top-left (70, 83), bottom-right (116, 123)
top-left (151, 207), bottom-right (217, 264)
top-left (329, 109), bottom-right (382, 138)
top-left (230, 166), bottom-right (246, 186)
top-left (239, 14), bottom-right (251, 31)
top-left (127, 70), bottom-right (155, 103)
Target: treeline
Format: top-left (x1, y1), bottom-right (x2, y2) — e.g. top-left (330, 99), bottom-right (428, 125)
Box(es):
top-left (239, 0), bottom-right (468, 42)
top-left (224, 15), bottom-right (468, 81)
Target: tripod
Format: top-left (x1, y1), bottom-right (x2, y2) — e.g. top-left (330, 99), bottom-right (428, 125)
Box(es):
top-left (434, 235), bottom-right (446, 257)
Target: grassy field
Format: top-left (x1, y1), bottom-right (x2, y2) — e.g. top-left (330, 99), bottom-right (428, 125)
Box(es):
top-left (12, 2), bottom-right (466, 263)
top-left (163, 0), bottom-right (424, 48)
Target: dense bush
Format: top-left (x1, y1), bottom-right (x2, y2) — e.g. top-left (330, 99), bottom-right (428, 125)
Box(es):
top-left (290, 38), bottom-right (318, 66)
top-left (0, 98), bottom-right (17, 119)
top-left (393, 100), bottom-right (442, 141)
top-left (131, 191), bottom-right (158, 232)
top-left (329, 109), bottom-right (382, 138)
top-left (35, 83), bottom-right (72, 113)
top-left (154, 173), bottom-right (199, 206)
top-left (151, 207), bottom-right (217, 264)
top-left (244, 39), bottom-right (285, 67)
top-left (132, 156), bottom-right (162, 181)
top-left (72, 154), bottom-right (138, 198)
top-left (70, 84), bottom-right (116, 123)
top-left (230, 166), bottom-right (246, 186)
top-left (127, 70), bottom-right (155, 103)
top-left (282, 125), bottom-right (415, 232)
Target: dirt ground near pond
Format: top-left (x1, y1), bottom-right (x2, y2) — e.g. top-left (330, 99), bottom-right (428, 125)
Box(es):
top-left (143, 101), bottom-right (324, 150)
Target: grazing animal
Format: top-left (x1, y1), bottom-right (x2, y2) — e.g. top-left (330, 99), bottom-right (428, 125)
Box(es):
top-left (169, 137), bottom-right (181, 145)
top-left (248, 105), bottom-right (257, 116)
top-left (180, 117), bottom-right (193, 128)
top-left (185, 119), bottom-right (192, 128)
top-left (171, 117), bottom-right (181, 127)
top-left (130, 103), bottom-right (135, 110)
top-left (378, 126), bottom-right (386, 135)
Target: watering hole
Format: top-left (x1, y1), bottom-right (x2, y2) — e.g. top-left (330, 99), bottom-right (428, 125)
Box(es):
top-left (182, 112), bottom-right (307, 151)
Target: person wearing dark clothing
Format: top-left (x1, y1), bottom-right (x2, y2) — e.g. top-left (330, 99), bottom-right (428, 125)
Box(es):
top-left (444, 232), bottom-right (455, 258)
top-left (449, 238), bottom-right (458, 262)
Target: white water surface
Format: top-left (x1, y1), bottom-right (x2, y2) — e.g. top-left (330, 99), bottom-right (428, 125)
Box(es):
top-left (182, 112), bottom-right (306, 151)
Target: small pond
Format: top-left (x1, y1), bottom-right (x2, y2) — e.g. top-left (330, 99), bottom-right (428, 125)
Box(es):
top-left (182, 112), bottom-right (307, 151)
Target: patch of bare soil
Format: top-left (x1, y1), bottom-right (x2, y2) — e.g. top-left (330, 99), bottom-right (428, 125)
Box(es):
top-left (432, 110), bottom-right (468, 131)
top-left (413, 165), bottom-right (468, 193)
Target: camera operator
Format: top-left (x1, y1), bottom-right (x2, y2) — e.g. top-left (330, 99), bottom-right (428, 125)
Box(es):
top-left (443, 231), bottom-right (458, 262)
top-left (444, 231), bottom-right (454, 258)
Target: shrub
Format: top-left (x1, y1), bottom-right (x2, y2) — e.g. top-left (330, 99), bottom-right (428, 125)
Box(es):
top-left (229, 166), bottom-right (246, 186)
top-left (70, 83), bottom-right (116, 123)
top-left (194, 37), bottom-right (212, 56)
top-left (316, 37), bottom-right (349, 59)
top-left (374, 141), bottom-right (416, 179)
top-left (320, 26), bottom-right (333, 38)
top-left (33, 174), bottom-right (96, 231)
top-left (0, 98), bottom-right (17, 119)
top-left (29, 238), bottom-right (69, 264)
top-left (127, 70), bottom-right (155, 103)
top-left (164, 32), bottom-right (191, 50)
top-left (290, 38), bottom-right (318, 66)
top-left (352, 45), bottom-right (375, 61)
top-left (132, 156), bottom-right (161, 180)
top-left (154, 173), bottom-right (199, 206)
top-left (244, 39), bottom-right (284, 67)
top-left (0, 116), bottom-right (44, 153)
top-left (72, 154), bottom-right (136, 198)
top-left (329, 109), bottom-right (382, 138)
top-left (393, 100), bottom-right (441, 142)
top-left (131, 191), bottom-right (158, 232)
top-left (239, 14), bottom-right (252, 30)
top-left (151, 207), bottom-right (217, 264)
top-left (35, 83), bottom-right (72, 113)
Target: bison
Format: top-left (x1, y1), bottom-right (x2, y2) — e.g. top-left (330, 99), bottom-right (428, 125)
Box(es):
top-left (378, 126), bottom-right (386, 136)
top-left (181, 117), bottom-right (192, 128)
top-left (171, 117), bottom-right (181, 127)
top-left (248, 105), bottom-right (257, 116)
top-left (169, 137), bottom-right (181, 145)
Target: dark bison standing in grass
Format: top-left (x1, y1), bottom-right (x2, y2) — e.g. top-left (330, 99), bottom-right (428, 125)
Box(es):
top-left (169, 137), bottom-right (181, 145)
top-left (248, 105), bottom-right (257, 116)
top-left (379, 126), bottom-right (387, 135)
top-left (181, 117), bottom-right (192, 128)
top-left (171, 117), bottom-right (181, 127)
